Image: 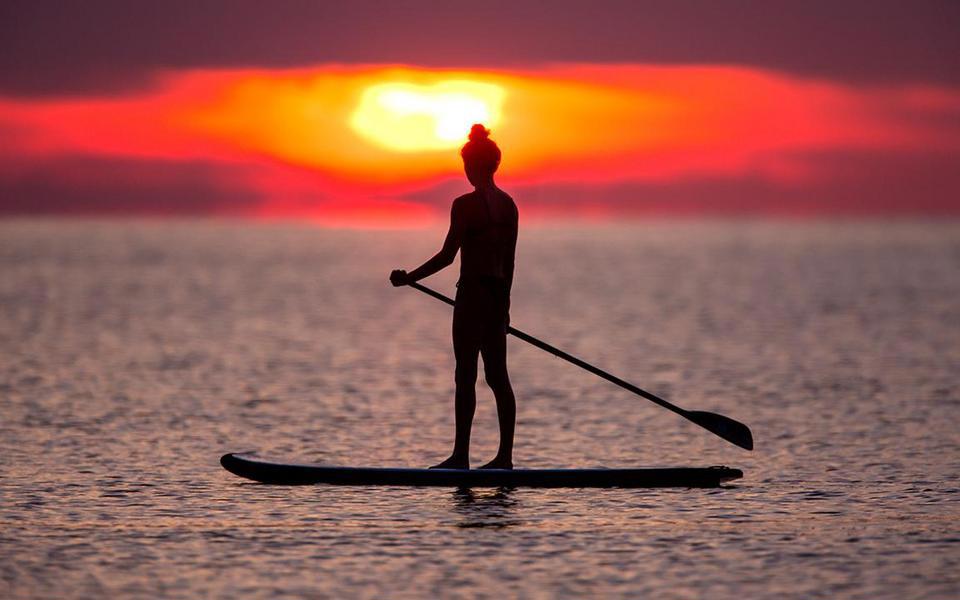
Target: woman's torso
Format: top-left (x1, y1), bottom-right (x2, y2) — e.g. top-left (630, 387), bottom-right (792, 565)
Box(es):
top-left (457, 188), bottom-right (518, 284)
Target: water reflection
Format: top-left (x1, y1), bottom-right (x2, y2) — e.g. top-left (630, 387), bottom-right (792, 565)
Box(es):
top-left (5, 222), bottom-right (960, 599)
top-left (452, 487), bottom-right (522, 529)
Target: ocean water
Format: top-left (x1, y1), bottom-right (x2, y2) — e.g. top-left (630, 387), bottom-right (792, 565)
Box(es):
top-left (1, 219), bottom-right (958, 599)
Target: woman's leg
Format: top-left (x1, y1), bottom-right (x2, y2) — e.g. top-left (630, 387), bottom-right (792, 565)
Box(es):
top-left (479, 327), bottom-right (515, 469)
top-left (431, 292), bottom-right (480, 469)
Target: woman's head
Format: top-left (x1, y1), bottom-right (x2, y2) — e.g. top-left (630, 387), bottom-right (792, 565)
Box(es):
top-left (461, 124), bottom-right (501, 185)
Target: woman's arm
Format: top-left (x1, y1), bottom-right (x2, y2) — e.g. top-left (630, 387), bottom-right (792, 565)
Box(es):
top-left (504, 235), bottom-right (516, 292)
top-left (504, 206), bottom-right (518, 292)
top-left (391, 200), bottom-right (463, 286)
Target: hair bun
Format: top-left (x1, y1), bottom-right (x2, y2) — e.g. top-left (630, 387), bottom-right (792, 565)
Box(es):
top-left (468, 124), bottom-right (491, 142)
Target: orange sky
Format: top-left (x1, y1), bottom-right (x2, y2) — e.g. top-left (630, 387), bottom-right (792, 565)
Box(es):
top-left (1, 64), bottom-right (958, 222)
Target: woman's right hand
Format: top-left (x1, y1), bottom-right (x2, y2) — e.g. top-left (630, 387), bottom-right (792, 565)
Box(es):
top-left (390, 269), bottom-right (409, 287)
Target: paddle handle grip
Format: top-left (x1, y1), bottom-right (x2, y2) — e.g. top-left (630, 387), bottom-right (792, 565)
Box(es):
top-left (406, 281), bottom-right (686, 418)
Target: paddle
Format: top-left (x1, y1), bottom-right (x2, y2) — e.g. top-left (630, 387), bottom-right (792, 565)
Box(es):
top-left (406, 281), bottom-right (754, 451)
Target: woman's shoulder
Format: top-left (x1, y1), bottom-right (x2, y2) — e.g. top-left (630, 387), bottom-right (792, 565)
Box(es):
top-left (498, 189), bottom-right (519, 218)
top-left (453, 191), bottom-right (476, 204)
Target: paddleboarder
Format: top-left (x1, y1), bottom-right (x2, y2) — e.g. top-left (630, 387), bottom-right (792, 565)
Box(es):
top-left (391, 124), bottom-right (519, 470)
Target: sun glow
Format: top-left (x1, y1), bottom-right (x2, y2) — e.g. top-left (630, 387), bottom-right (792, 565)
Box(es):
top-left (2, 64), bottom-right (956, 222)
top-left (350, 80), bottom-right (505, 152)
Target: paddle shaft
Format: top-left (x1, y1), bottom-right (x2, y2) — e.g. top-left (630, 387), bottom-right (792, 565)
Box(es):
top-left (408, 281), bottom-right (689, 420)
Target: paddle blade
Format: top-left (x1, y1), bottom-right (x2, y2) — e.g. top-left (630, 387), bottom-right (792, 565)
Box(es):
top-left (685, 411), bottom-right (754, 450)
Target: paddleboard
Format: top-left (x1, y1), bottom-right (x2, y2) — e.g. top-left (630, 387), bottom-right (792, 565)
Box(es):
top-left (221, 453), bottom-right (742, 488)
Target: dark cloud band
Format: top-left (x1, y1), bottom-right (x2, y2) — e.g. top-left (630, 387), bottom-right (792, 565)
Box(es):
top-left (2, 0), bottom-right (959, 96)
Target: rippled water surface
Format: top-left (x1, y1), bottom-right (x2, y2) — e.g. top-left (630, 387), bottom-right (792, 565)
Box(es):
top-left (1, 220), bottom-right (958, 599)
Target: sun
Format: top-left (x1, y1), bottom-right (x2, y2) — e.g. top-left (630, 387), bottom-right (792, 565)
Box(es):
top-left (350, 80), bottom-right (505, 152)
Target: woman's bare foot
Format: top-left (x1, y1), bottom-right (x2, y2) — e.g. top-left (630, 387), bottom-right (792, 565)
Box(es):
top-left (429, 455), bottom-right (470, 470)
top-left (478, 457), bottom-right (513, 470)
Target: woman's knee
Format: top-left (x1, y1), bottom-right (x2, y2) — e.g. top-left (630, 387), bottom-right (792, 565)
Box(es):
top-left (455, 363), bottom-right (478, 386)
top-left (484, 365), bottom-right (510, 389)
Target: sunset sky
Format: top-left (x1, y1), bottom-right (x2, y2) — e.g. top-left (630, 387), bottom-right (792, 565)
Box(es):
top-left (2, 1), bottom-right (958, 223)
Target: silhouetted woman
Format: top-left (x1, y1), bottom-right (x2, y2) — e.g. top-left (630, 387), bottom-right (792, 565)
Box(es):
top-left (391, 124), bottom-right (518, 469)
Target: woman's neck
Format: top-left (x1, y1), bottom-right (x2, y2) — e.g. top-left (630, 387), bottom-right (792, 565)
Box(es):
top-left (473, 177), bottom-right (496, 192)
